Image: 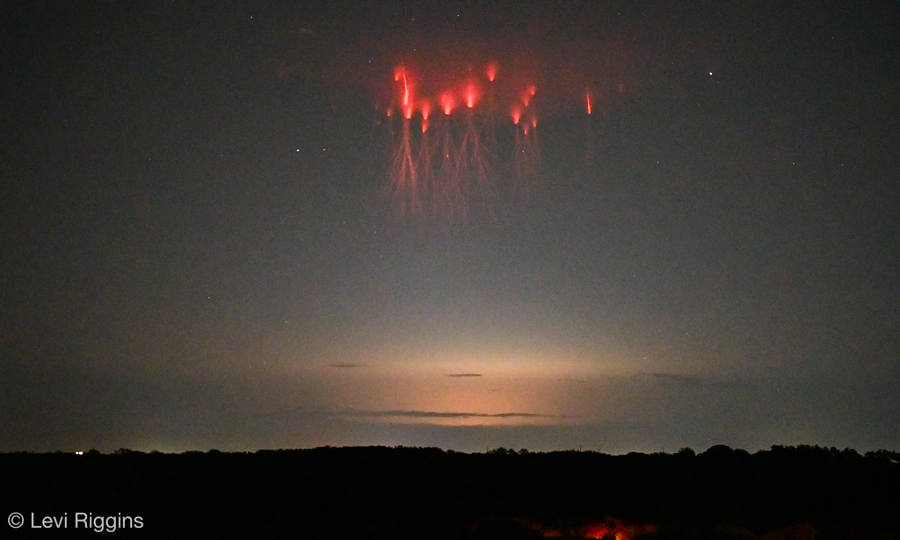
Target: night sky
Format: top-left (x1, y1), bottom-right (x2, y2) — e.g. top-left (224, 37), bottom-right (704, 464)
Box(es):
top-left (2, 1), bottom-right (898, 454)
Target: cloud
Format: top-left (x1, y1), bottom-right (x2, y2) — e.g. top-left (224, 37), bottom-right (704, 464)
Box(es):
top-left (446, 373), bottom-right (482, 378)
top-left (646, 373), bottom-right (704, 386)
top-left (337, 409), bottom-right (543, 419)
top-left (642, 373), bottom-right (749, 388)
top-left (329, 363), bottom-right (363, 369)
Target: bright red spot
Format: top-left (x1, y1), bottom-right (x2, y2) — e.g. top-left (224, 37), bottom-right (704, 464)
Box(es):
top-left (584, 525), bottom-right (609, 539)
top-left (586, 90), bottom-right (592, 115)
top-left (465, 82), bottom-right (478, 108)
top-left (583, 521), bottom-right (633, 540)
top-left (441, 92), bottom-right (455, 115)
top-left (527, 84), bottom-right (536, 96)
top-left (486, 62), bottom-right (497, 82)
top-left (403, 104), bottom-right (413, 120)
top-left (421, 119), bottom-right (429, 133)
top-left (511, 107), bottom-right (521, 125)
top-left (531, 117), bottom-right (537, 128)
top-left (394, 66), bottom-right (411, 106)
top-left (420, 101), bottom-right (431, 121)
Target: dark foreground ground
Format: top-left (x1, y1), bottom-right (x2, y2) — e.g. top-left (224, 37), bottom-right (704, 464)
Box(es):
top-left (2, 445), bottom-right (898, 539)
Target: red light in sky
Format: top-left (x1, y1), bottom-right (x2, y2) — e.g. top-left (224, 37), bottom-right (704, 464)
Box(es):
top-left (380, 62), bottom-right (589, 222)
top-left (441, 92), bottom-right (455, 115)
top-left (465, 82), bottom-right (478, 108)
top-left (394, 66), bottom-right (411, 106)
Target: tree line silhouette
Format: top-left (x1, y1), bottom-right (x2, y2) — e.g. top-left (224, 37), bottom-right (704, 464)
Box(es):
top-left (2, 445), bottom-right (898, 539)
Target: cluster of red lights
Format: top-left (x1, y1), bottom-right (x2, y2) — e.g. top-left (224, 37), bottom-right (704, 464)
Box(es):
top-left (386, 62), bottom-right (594, 134)
top-left (380, 60), bottom-right (602, 222)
